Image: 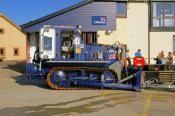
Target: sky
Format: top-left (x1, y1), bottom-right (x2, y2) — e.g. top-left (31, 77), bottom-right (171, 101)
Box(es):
top-left (0, 0), bottom-right (82, 25)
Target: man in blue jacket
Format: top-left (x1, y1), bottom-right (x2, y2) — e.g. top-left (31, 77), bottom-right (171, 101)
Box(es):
top-left (135, 49), bottom-right (142, 58)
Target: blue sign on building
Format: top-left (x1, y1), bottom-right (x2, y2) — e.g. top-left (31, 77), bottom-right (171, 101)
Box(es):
top-left (92, 16), bottom-right (107, 25)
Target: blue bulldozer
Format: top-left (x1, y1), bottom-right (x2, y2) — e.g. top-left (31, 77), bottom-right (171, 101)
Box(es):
top-left (27, 25), bottom-right (142, 91)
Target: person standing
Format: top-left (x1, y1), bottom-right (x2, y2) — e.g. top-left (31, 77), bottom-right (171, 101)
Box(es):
top-left (154, 54), bottom-right (161, 64)
top-left (135, 49), bottom-right (142, 58)
top-left (159, 51), bottom-right (166, 64)
top-left (166, 52), bottom-right (173, 64)
top-left (166, 52), bottom-right (173, 70)
top-left (126, 49), bottom-right (131, 66)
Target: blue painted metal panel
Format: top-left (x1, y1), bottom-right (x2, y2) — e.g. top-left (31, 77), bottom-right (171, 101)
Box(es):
top-left (24, 2), bottom-right (117, 32)
top-left (55, 29), bottom-right (62, 60)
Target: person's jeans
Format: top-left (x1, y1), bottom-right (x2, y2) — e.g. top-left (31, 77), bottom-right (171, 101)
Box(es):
top-left (127, 58), bottom-right (131, 66)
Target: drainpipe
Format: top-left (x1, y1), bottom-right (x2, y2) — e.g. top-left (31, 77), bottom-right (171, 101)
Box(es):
top-left (148, 1), bottom-right (151, 64)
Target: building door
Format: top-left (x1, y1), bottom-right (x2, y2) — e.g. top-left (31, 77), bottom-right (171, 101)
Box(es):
top-left (173, 35), bottom-right (175, 55)
top-left (29, 32), bottom-right (42, 62)
top-left (82, 32), bottom-right (97, 44)
top-left (29, 33), bottom-right (38, 62)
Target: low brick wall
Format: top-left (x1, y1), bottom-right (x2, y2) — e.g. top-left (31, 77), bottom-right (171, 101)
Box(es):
top-left (144, 64), bottom-right (175, 71)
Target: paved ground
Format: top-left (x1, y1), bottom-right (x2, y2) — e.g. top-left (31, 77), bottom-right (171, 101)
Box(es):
top-left (0, 62), bottom-right (175, 116)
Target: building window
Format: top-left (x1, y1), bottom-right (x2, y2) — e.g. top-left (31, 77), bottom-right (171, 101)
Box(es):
top-left (151, 2), bottom-right (175, 30)
top-left (82, 32), bottom-right (97, 44)
top-left (0, 48), bottom-right (5, 56)
top-left (0, 28), bottom-right (4, 34)
top-left (43, 36), bottom-right (52, 50)
top-left (13, 48), bottom-right (19, 56)
top-left (117, 2), bottom-right (127, 18)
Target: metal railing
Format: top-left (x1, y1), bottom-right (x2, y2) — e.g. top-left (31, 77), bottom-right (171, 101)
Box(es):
top-left (144, 70), bottom-right (175, 83)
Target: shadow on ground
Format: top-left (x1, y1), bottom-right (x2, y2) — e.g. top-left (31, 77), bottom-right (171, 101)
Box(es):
top-left (0, 93), bottom-right (136, 116)
top-left (0, 60), bottom-right (26, 74)
top-left (11, 75), bottom-right (49, 90)
top-left (0, 61), bottom-right (49, 89)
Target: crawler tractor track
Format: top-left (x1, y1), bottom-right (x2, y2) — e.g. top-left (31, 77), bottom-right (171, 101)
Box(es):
top-left (47, 66), bottom-right (116, 90)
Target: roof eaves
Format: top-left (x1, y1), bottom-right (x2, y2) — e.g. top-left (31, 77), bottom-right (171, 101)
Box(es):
top-left (21, 0), bottom-right (93, 29)
top-left (0, 13), bottom-right (26, 35)
top-left (94, 0), bottom-right (127, 2)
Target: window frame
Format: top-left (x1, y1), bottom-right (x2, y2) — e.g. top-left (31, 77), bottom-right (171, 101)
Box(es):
top-left (13, 48), bottom-right (20, 56)
top-left (151, 2), bottom-right (175, 31)
top-left (0, 28), bottom-right (4, 34)
top-left (0, 48), bottom-right (5, 57)
top-left (116, 2), bottom-right (127, 18)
